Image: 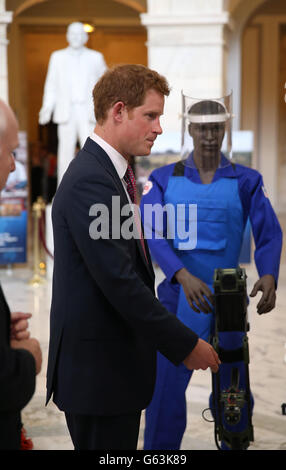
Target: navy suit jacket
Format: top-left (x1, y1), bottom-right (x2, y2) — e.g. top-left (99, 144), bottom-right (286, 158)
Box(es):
top-left (46, 138), bottom-right (198, 416)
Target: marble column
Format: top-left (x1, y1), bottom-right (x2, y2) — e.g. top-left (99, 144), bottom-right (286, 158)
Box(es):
top-left (0, 1), bottom-right (12, 102)
top-left (141, 0), bottom-right (233, 134)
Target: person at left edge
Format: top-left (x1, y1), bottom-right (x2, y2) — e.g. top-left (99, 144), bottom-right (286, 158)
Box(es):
top-left (0, 99), bottom-right (42, 450)
top-left (46, 64), bottom-right (221, 451)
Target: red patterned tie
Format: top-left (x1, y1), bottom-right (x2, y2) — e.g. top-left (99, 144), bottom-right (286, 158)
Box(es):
top-left (124, 164), bottom-right (137, 204)
top-left (124, 164), bottom-right (148, 263)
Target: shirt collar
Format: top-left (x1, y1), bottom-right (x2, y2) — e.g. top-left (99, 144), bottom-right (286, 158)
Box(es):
top-left (90, 132), bottom-right (128, 180)
top-left (184, 152), bottom-right (237, 181)
top-left (186, 152), bottom-right (231, 168)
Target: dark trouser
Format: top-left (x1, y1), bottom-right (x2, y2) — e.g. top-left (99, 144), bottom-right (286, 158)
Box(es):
top-left (0, 412), bottom-right (22, 450)
top-left (65, 411), bottom-right (141, 450)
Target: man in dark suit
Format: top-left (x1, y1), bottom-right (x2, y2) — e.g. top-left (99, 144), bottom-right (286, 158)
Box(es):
top-left (0, 99), bottom-right (42, 450)
top-left (46, 64), bottom-right (220, 450)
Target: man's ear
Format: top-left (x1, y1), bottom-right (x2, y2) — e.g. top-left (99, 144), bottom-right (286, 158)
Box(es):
top-left (188, 123), bottom-right (193, 137)
top-left (112, 101), bottom-right (126, 122)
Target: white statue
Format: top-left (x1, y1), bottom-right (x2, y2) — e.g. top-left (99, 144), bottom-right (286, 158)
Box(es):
top-left (39, 22), bottom-right (107, 184)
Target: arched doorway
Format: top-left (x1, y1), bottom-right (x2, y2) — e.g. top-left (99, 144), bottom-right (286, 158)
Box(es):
top-left (228, 0), bottom-right (286, 210)
top-left (13, 0), bottom-right (146, 17)
top-left (5, 0), bottom-right (147, 203)
top-left (240, 0), bottom-right (286, 211)
top-left (6, 0), bottom-right (147, 200)
top-left (7, 0), bottom-right (147, 140)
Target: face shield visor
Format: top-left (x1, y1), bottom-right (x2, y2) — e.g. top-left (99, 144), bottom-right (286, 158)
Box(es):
top-left (181, 92), bottom-right (233, 169)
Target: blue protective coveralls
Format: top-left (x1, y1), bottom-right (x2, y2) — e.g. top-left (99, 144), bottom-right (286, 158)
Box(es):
top-left (140, 154), bottom-right (282, 450)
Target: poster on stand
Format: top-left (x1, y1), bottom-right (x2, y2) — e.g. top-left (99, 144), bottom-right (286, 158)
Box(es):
top-left (0, 131), bottom-right (28, 264)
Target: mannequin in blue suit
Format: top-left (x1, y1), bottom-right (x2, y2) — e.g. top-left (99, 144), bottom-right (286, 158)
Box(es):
top-left (141, 99), bottom-right (282, 450)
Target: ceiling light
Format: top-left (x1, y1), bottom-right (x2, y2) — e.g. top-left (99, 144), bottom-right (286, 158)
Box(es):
top-left (83, 24), bottom-right (95, 33)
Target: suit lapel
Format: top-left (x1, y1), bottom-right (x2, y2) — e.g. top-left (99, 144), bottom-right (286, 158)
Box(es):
top-left (83, 138), bottom-right (155, 281)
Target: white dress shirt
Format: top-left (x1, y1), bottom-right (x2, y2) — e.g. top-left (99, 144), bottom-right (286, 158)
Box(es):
top-left (89, 132), bottom-right (145, 248)
top-left (90, 132), bottom-right (132, 202)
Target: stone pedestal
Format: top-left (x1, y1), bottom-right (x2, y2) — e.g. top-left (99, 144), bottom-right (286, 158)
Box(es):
top-left (141, 0), bottom-right (232, 134)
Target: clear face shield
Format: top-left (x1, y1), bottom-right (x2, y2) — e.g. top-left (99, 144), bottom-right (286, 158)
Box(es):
top-left (181, 92), bottom-right (233, 170)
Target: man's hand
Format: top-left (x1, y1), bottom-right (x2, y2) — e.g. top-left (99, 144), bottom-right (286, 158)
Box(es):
top-left (11, 338), bottom-right (42, 375)
top-left (10, 312), bottom-right (32, 340)
top-left (175, 268), bottom-right (214, 313)
top-left (183, 338), bottom-right (221, 373)
top-left (249, 274), bottom-right (276, 314)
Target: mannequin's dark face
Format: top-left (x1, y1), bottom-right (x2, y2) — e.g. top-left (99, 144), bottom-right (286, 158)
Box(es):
top-left (189, 122), bottom-right (225, 170)
top-left (189, 122), bottom-right (225, 157)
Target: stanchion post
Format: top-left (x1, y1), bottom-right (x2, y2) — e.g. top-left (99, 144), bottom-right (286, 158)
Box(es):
top-left (29, 196), bottom-right (46, 286)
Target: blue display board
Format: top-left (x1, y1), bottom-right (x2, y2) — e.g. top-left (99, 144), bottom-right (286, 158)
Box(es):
top-left (0, 132), bottom-right (28, 265)
top-left (0, 198), bottom-right (27, 263)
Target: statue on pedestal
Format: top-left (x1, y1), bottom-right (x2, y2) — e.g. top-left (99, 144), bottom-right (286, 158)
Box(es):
top-left (39, 22), bottom-right (107, 184)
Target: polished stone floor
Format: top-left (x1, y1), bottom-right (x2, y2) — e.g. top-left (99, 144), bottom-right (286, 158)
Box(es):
top-left (0, 214), bottom-right (285, 451)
